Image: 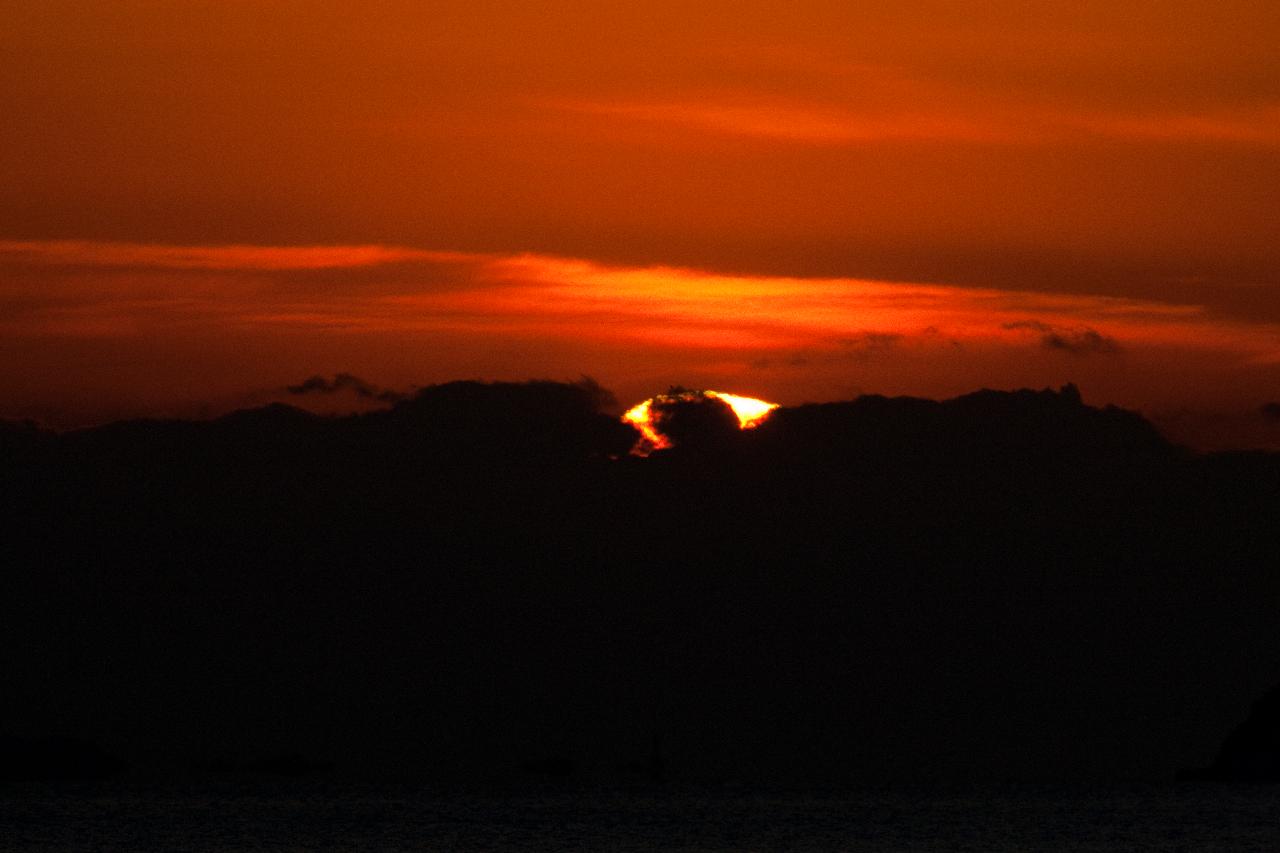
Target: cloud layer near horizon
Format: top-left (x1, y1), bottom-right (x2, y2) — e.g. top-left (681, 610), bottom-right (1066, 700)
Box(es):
top-left (2, 239), bottom-right (1279, 448)
top-left (3, 1), bottom-right (1278, 323)
top-left (2, 2), bottom-right (1279, 447)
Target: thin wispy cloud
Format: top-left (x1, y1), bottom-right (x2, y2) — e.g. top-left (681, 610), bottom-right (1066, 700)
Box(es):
top-left (4, 240), bottom-right (1277, 360)
top-left (1003, 321), bottom-right (1121, 355)
top-left (0, 240), bottom-right (474, 271)
top-left (3, 239), bottom-right (1280, 439)
top-left (553, 98), bottom-right (1015, 144)
top-left (553, 87), bottom-right (1280, 146)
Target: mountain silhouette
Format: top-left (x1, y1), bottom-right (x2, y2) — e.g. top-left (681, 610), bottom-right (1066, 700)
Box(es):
top-left (1180, 681), bottom-right (1280, 782)
top-left (2, 380), bottom-right (1277, 784)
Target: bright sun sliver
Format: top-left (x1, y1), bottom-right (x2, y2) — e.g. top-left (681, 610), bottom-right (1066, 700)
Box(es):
top-left (622, 389), bottom-right (779, 454)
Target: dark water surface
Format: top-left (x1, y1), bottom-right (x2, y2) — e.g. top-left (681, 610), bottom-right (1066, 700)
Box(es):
top-left (4, 780), bottom-right (1279, 851)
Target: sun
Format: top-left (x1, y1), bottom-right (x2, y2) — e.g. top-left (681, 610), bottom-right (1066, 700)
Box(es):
top-left (621, 389), bottom-right (779, 454)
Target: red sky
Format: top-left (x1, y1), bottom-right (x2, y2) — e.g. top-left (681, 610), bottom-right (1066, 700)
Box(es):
top-left (3, 1), bottom-right (1279, 447)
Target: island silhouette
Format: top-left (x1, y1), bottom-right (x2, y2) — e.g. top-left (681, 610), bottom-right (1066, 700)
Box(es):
top-left (2, 379), bottom-right (1278, 784)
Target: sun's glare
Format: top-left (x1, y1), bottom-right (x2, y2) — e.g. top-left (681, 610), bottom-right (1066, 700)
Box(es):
top-left (707, 391), bottom-right (778, 428)
top-left (621, 390), bottom-right (779, 455)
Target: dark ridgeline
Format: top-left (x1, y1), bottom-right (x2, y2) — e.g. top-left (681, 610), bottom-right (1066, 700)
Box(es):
top-left (2, 379), bottom-right (1279, 785)
top-left (1179, 682), bottom-right (1280, 783)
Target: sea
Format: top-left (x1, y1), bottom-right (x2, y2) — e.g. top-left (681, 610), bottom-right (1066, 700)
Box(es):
top-left (4, 780), bottom-right (1280, 851)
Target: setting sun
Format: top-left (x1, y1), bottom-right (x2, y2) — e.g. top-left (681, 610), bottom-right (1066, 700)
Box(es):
top-left (704, 391), bottom-right (779, 428)
top-left (622, 389), bottom-right (779, 454)
top-left (7, 1), bottom-right (1280, 827)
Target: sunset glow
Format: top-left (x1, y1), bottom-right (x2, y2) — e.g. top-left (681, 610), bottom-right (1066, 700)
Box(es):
top-left (2, 2), bottom-right (1279, 449)
top-left (623, 390), bottom-right (779, 455)
top-left (4, 238), bottom-right (1280, 446)
top-left (9, 1), bottom-right (1280, 812)
top-left (706, 392), bottom-right (780, 429)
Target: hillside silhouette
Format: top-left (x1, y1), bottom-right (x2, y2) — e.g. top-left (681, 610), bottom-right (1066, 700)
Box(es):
top-left (1180, 681), bottom-right (1280, 782)
top-left (2, 380), bottom-right (1279, 784)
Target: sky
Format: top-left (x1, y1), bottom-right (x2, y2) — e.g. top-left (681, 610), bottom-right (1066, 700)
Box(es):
top-left (3, 1), bottom-right (1279, 447)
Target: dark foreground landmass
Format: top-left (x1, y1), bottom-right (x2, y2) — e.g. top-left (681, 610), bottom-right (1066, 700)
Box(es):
top-left (2, 380), bottom-right (1278, 784)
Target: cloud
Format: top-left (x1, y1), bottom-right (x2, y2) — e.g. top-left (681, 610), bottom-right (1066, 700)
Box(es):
top-left (1066, 108), bottom-right (1280, 144)
top-left (553, 97), bottom-right (1016, 144)
top-left (0, 240), bottom-right (474, 271)
top-left (553, 90), bottom-right (1280, 147)
top-left (1261, 403), bottom-right (1280, 421)
top-left (1042, 329), bottom-right (1119, 355)
top-left (286, 374), bottom-right (404, 403)
top-left (6, 240), bottom-right (1280, 434)
top-left (1004, 321), bottom-right (1119, 355)
top-left (1, 241), bottom-right (1272, 370)
top-left (1003, 320), bottom-right (1055, 333)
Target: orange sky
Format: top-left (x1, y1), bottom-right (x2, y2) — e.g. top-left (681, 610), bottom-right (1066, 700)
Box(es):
top-left (3, 1), bottom-right (1279, 447)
